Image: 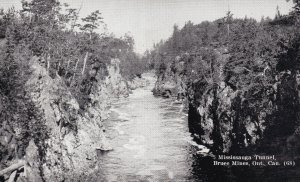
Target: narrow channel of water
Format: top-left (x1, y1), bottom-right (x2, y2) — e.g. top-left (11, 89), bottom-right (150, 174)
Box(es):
top-left (96, 73), bottom-right (300, 182)
top-left (98, 73), bottom-right (207, 181)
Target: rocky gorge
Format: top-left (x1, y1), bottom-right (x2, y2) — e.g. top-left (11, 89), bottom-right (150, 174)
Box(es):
top-left (2, 0), bottom-right (300, 181)
top-left (0, 56), bottom-right (148, 181)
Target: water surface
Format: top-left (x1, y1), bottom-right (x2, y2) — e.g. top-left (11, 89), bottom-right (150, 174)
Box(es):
top-left (97, 73), bottom-right (300, 182)
top-left (99, 73), bottom-right (206, 181)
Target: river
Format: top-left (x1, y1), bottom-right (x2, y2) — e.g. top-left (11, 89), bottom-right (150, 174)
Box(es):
top-left (98, 73), bottom-right (209, 181)
top-left (96, 73), bottom-right (300, 182)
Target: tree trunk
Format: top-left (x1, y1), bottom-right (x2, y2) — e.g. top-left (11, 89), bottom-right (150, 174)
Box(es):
top-left (47, 54), bottom-right (51, 72)
top-left (66, 59), bottom-right (71, 69)
top-left (82, 52), bottom-right (89, 75)
top-left (227, 24), bottom-right (230, 37)
top-left (56, 61), bottom-right (61, 76)
top-left (71, 58), bottom-right (80, 84)
top-left (65, 59), bottom-right (71, 77)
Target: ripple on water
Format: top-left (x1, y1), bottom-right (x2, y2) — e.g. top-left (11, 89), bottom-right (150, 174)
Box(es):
top-left (100, 75), bottom-right (202, 181)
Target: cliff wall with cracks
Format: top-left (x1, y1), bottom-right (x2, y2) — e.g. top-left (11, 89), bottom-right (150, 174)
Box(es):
top-left (22, 56), bottom-right (146, 181)
top-left (153, 48), bottom-right (300, 157)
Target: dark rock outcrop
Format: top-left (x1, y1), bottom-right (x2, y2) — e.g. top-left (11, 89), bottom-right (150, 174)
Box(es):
top-left (154, 48), bottom-right (300, 157)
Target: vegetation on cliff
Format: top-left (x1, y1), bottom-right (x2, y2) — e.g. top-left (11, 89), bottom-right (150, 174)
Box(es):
top-left (147, 2), bottom-right (300, 155)
top-left (0, 0), bottom-right (147, 180)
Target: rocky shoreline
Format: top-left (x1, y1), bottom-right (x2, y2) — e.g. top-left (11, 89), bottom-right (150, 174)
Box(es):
top-left (0, 57), bottom-right (148, 182)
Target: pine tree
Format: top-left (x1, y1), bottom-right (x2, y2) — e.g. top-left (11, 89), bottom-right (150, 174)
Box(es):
top-left (80, 10), bottom-right (103, 37)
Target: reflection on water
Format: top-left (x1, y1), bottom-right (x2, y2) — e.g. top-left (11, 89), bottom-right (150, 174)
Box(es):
top-left (98, 73), bottom-right (300, 182)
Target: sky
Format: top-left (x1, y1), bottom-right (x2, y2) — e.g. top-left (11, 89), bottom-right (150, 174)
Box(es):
top-left (0, 0), bottom-right (295, 54)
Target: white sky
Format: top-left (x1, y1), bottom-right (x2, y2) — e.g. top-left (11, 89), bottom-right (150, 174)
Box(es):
top-left (0, 0), bottom-right (294, 54)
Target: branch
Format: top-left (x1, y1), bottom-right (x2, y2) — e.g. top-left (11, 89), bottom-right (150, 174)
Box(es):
top-left (8, 170), bottom-right (17, 182)
top-left (0, 160), bottom-right (25, 176)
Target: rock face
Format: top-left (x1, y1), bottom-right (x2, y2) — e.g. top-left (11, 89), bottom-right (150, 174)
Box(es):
top-left (152, 57), bottom-right (187, 99)
top-left (104, 58), bottom-right (130, 98)
top-left (154, 49), bottom-right (300, 156)
top-left (25, 140), bottom-right (43, 182)
top-left (23, 57), bottom-right (146, 181)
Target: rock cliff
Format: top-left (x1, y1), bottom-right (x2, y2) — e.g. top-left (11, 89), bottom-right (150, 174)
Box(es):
top-left (18, 57), bottom-right (146, 181)
top-left (153, 48), bottom-right (300, 157)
